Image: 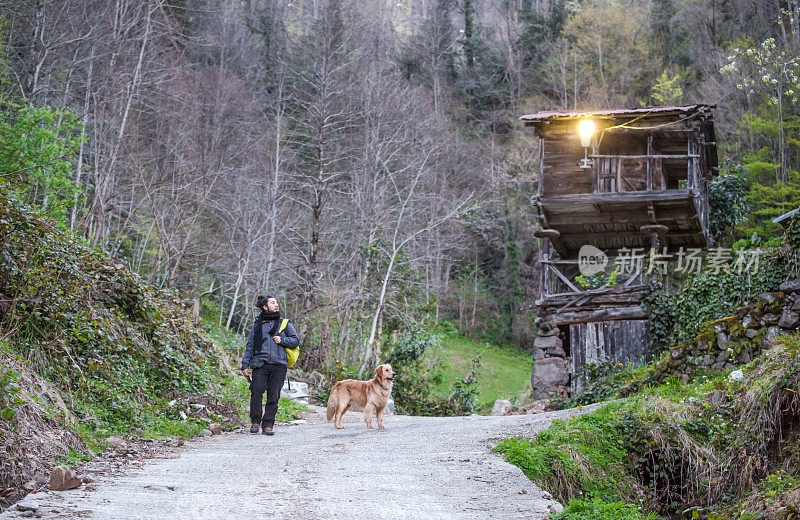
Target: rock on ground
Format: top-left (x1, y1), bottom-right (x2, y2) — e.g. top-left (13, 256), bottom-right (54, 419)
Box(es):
top-left (0, 405), bottom-right (600, 520)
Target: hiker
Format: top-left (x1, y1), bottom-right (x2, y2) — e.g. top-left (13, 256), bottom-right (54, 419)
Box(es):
top-left (241, 294), bottom-right (300, 435)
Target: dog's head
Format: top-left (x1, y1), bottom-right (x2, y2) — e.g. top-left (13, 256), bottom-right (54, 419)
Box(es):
top-left (375, 364), bottom-right (395, 382)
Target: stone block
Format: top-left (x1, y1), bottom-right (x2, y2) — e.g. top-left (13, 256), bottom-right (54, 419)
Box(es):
top-left (779, 279), bottom-right (800, 293)
top-left (762, 313), bottom-right (780, 325)
top-left (49, 466), bottom-right (81, 492)
top-left (745, 329), bottom-right (758, 339)
top-left (491, 399), bottom-right (514, 416)
top-left (533, 336), bottom-right (563, 351)
top-left (520, 399), bottom-right (550, 414)
top-left (532, 357), bottom-right (569, 399)
top-left (765, 326), bottom-right (781, 341)
top-left (742, 315), bottom-right (757, 329)
top-left (281, 381), bottom-right (310, 405)
top-left (778, 309), bottom-right (799, 329)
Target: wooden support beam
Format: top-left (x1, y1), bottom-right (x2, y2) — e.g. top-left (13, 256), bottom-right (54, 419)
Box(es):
top-left (536, 283), bottom-right (649, 307)
top-left (548, 264), bottom-right (582, 294)
top-left (589, 154), bottom-right (700, 160)
top-left (539, 190), bottom-right (694, 206)
top-left (551, 305), bottom-right (649, 326)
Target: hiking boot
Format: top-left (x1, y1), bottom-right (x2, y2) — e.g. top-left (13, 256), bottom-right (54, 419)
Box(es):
top-left (250, 423), bottom-right (260, 434)
top-left (262, 426), bottom-right (274, 436)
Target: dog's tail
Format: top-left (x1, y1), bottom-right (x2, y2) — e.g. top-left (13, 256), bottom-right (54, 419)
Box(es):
top-left (326, 385), bottom-right (339, 422)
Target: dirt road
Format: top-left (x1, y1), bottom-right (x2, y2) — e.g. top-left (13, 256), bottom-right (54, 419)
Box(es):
top-left (1, 405), bottom-right (598, 520)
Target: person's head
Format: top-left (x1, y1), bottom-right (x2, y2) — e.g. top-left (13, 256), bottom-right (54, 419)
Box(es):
top-left (255, 294), bottom-right (279, 313)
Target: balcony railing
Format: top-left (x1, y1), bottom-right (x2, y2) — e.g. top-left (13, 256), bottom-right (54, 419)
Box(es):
top-left (538, 257), bottom-right (650, 314)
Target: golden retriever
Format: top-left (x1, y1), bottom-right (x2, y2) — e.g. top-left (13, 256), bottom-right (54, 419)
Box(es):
top-left (326, 364), bottom-right (395, 429)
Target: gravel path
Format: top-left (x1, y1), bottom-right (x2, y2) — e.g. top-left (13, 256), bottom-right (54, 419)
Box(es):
top-left (1, 405), bottom-right (599, 520)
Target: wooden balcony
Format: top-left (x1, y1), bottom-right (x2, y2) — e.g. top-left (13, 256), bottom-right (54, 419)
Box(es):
top-left (535, 187), bottom-right (710, 258)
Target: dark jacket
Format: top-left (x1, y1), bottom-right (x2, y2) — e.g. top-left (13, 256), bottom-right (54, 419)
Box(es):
top-left (241, 318), bottom-right (300, 370)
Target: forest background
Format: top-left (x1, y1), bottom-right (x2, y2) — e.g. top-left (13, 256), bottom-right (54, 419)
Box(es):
top-left (1, 0), bottom-right (799, 379)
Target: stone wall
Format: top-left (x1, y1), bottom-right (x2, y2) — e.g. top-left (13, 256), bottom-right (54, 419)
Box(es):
top-left (531, 279), bottom-right (800, 399)
top-left (661, 280), bottom-right (800, 378)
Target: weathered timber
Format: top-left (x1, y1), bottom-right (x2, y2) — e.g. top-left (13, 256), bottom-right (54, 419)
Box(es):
top-left (570, 319), bottom-right (650, 393)
top-left (537, 287), bottom-right (647, 309)
top-left (555, 306), bottom-right (648, 325)
top-left (590, 154), bottom-right (700, 159)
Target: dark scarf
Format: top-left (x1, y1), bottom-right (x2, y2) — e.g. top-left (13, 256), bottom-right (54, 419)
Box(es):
top-left (254, 310), bottom-right (281, 353)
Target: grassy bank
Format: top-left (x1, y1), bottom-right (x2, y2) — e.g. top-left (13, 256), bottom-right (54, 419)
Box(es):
top-left (495, 332), bottom-right (800, 519)
top-left (0, 194), bottom-right (307, 504)
top-left (430, 333), bottom-right (532, 414)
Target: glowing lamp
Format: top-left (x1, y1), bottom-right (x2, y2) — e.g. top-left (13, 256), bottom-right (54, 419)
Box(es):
top-left (578, 119), bottom-right (595, 147)
top-left (577, 119), bottom-right (595, 169)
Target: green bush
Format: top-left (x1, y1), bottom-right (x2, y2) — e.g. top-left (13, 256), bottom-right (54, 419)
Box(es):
top-left (553, 498), bottom-right (659, 520)
top-left (0, 104), bottom-right (84, 226)
top-left (384, 332), bottom-right (479, 416)
top-left (0, 366), bottom-right (22, 421)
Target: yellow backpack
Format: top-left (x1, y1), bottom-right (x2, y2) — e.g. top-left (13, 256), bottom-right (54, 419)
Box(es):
top-left (278, 319), bottom-right (299, 368)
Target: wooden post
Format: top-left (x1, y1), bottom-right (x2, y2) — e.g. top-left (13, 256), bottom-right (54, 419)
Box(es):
top-left (592, 134), bottom-right (600, 193)
top-left (535, 229), bottom-right (561, 297)
top-left (687, 132), bottom-right (696, 190)
top-left (543, 239), bottom-right (550, 297)
top-left (646, 133), bottom-right (653, 191)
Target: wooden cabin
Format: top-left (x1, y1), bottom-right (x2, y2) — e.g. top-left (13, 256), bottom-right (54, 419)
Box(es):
top-left (521, 105), bottom-right (719, 398)
top-left (522, 105), bottom-right (718, 258)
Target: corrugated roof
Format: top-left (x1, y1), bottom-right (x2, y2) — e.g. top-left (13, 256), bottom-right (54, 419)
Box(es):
top-left (773, 207), bottom-right (799, 225)
top-left (519, 104), bottom-right (714, 124)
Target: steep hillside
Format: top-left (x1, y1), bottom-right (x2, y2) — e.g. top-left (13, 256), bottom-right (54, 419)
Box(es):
top-left (0, 194), bottom-right (239, 506)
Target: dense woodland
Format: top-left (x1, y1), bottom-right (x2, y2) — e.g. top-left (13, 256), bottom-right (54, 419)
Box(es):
top-left (1, 0), bottom-right (799, 372)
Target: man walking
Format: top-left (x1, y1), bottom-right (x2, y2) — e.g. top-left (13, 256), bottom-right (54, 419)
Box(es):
top-left (241, 295), bottom-right (300, 435)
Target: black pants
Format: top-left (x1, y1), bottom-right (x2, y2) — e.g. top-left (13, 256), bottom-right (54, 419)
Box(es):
top-left (249, 363), bottom-right (287, 428)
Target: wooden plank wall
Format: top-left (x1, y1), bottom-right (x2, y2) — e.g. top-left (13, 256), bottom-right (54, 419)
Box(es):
top-left (569, 319), bottom-right (650, 394)
top-left (541, 137), bottom-right (592, 195)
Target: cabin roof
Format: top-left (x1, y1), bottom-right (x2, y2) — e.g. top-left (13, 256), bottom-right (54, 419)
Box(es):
top-left (519, 104), bottom-right (715, 126)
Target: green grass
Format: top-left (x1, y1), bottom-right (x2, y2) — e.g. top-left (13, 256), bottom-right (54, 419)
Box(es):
top-left (275, 397), bottom-right (311, 422)
top-left (56, 448), bottom-right (91, 467)
top-left (495, 401), bottom-right (634, 503)
top-left (553, 498), bottom-right (660, 520)
top-left (430, 334), bottom-right (532, 414)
